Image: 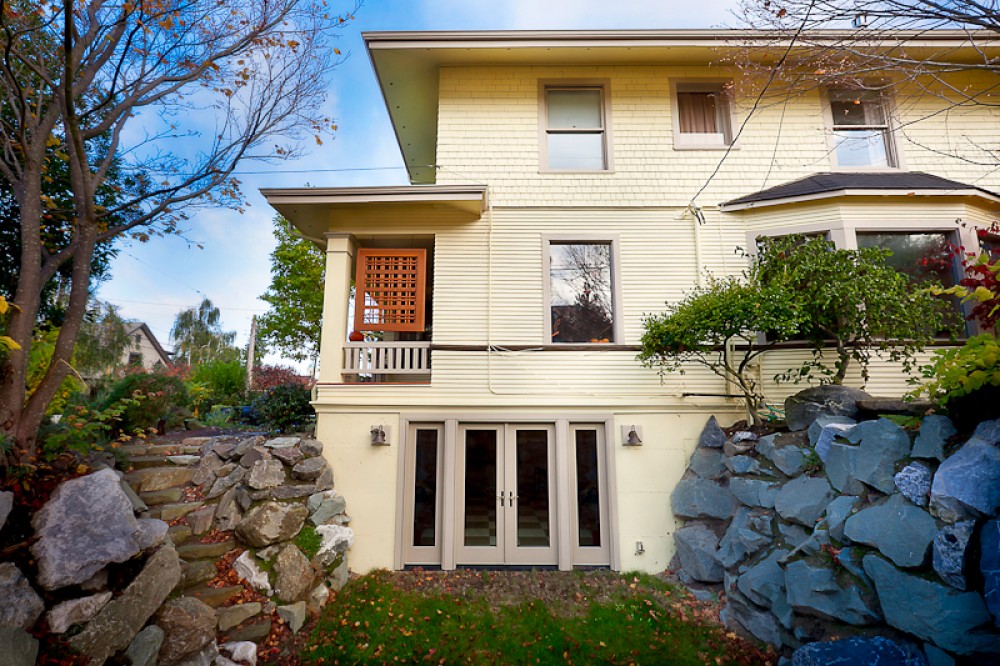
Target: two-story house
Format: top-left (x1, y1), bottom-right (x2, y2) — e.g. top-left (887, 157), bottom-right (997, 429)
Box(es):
top-left (263, 30), bottom-right (1000, 575)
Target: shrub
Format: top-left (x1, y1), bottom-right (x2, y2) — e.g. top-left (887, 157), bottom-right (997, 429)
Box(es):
top-left (101, 371), bottom-right (190, 433)
top-left (911, 334), bottom-right (1000, 426)
top-left (251, 382), bottom-right (314, 433)
top-left (42, 394), bottom-right (144, 460)
top-left (252, 364), bottom-right (312, 392)
top-left (191, 360), bottom-right (246, 413)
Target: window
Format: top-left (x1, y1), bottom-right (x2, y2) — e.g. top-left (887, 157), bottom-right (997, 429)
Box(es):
top-left (547, 241), bottom-right (616, 343)
top-left (543, 87), bottom-right (608, 171)
top-left (674, 82), bottom-right (733, 148)
top-left (829, 90), bottom-right (895, 168)
top-left (353, 248), bottom-right (427, 333)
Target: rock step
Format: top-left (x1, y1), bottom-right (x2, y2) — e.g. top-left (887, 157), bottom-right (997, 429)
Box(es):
top-left (168, 525), bottom-right (193, 545)
top-left (181, 560), bottom-right (218, 589)
top-left (176, 539), bottom-right (236, 561)
top-left (141, 488), bottom-right (183, 506)
top-left (184, 584), bottom-right (244, 608)
top-left (126, 456), bottom-right (183, 469)
top-left (125, 467), bottom-right (196, 492)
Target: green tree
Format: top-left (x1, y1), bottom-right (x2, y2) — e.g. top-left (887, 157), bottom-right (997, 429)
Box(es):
top-left (170, 299), bottom-right (238, 367)
top-left (258, 216), bottom-right (324, 371)
top-left (73, 300), bottom-right (134, 379)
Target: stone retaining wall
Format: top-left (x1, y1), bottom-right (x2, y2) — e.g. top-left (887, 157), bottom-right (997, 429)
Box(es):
top-left (671, 386), bottom-right (1000, 664)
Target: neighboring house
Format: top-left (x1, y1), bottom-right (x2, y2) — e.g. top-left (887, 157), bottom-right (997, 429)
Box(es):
top-left (263, 30), bottom-right (1000, 574)
top-left (122, 322), bottom-right (172, 372)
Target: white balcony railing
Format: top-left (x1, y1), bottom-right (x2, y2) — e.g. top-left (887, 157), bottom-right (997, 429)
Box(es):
top-left (342, 341), bottom-right (432, 378)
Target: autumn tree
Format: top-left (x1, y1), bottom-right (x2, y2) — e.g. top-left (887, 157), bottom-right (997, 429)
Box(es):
top-left (258, 216), bottom-right (324, 373)
top-left (170, 298), bottom-right (238, 367)
top-left (0, 0), bottom-right (352, 455)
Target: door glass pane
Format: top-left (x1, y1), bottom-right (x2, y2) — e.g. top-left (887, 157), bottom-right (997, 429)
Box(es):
top-left (412, 429), bottom-right (438, 547)
top-left (575, 430), bottom-right (602, 547)
top-left (547, 132), bottom-right (605, 170)
top-left (547, 89), bottom-right (602, 129)
top-left (550, 243), bottom-right (614, 343)
top-left (515, 430), bottom-right (550, 548)
top-left (464, 430), bottom-right (497, 547)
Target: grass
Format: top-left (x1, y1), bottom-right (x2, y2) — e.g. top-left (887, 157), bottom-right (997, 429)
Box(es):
top-left (300, 569), bottom-right (776, 665)
top-left (296, 524), bottom-right (323, 559)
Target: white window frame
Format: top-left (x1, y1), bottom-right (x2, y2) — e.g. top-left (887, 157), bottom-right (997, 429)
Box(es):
top-left (671, 79), bottom-right (738, 150)
top-left (538, 81), bottom-right (614, 173)
top-left (823, 88), bottom-right (902, 171)
top-left (542, 235), bottom-right (623, 345)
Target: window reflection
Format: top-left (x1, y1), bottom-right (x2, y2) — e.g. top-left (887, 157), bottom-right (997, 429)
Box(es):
top-left (549, 243), bottom-right (614, 343)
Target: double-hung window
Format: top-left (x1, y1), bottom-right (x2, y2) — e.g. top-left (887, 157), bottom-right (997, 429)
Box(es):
top-left (673, 81), bottom-right (734, 148)
top-left (543, 86), bottom-right (609, 171)
top-left (546, 241), bottom-right (617, 343)
top-left (829, 90), bottom-right (896, 168)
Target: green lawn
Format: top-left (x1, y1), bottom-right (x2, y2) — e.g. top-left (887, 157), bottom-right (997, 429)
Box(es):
top-left (301, 570), bottom-right (775, 665)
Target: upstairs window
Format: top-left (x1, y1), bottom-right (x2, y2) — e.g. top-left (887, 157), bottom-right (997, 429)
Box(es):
top-left (543, 87), bottom-right (608, 171)
top-left (674, 82), bottom-right (734, 149)
top-left (547, 241), bottom-right (616, 343)
top-left (353, 248), bottom-right (427, 333)
top-left (829, 90), bottom-right (896, 168)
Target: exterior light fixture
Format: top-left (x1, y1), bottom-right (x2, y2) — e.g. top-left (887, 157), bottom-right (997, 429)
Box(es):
top-left (371, 425), bottom-right (389, 446)
top-left (622, 425), bottom-right (642, 446)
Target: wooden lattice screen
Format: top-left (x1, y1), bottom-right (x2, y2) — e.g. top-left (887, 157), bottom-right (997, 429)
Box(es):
top-left (353, 248), bottom-right (427, 333)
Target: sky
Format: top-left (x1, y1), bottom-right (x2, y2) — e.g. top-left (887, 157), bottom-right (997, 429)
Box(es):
top-left (96, 0), bottom-right (741, 370)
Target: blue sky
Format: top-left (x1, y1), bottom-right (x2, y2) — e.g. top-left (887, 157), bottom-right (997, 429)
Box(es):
top-left (96, 0), bottom-right (740, 369)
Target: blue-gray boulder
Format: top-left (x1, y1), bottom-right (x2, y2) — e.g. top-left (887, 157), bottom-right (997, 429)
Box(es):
top-left (846, 418), bottom-right (912, 494)
top-left (791, 637), bottom-right (928, 666)
top-left (671, 479), bottom-right (737, 520)
top-left (757, 434), bottom-right (808, 476)
top-left (0, 627), bottom-right (39, 666)
top-left (922, 644), bottom-right (954, 666)
top-left (912, 415), bottom-right (956, 462)
top-left (982, 518), bottom-right (1000, 625)
top-left (775, 475), bottom-right (835, 527)
top-left (823, 495), bottom-right (860, 543)
top-left (673, 524), bottom-right (724, 583)
top-left (689, 448), bottom-right (726, 480)
top-left (717, 506), bottom-right (773, 568)
top-left (864, 553), bottom-right (1000, 655)
top-left (778, 521), bottom-right (810, 548)
top-left (785, 559), bottom-right (881, 625)
top-left (784, 385), bottom-right (871, 431)
top-left (738, 548), bottom-right (793, 628)
top-left (843, 494), bottom-right (937, 568)
top-left (725, 590), bottom-right (783, 646)
top-left (895, 462), bottom-right (933, 507)
top-left (809, 416), bottom-right (857, 463)
top-left (933, 520), bottom-right (975, 590)
top-left (930, 440), bottom-right (1000, 522)
top-left (825, 442), bottom-right (866, 495)
top-left (725, 455), bottom-right (763, 475)
top-left (729, 478), bottom-right (779, 509)
top-left (969, 418), bottom-right (1000, 446)
top-left (699, 416), bottom-right (727, 448)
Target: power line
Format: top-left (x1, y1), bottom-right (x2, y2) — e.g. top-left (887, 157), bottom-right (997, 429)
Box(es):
top-left (119, 250), bottom-right (210, 301)
top-left (109, 297), bottom-right (267, 313)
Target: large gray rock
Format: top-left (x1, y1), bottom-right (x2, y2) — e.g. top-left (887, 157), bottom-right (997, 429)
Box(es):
top-left (791, 637), bottom-right (928, 666)
top-left (236, 502), bottom-right (308, 548)
top-left (689, 447), bottom-right (726, 479)
top-left (315, 525), bottom-right (354, 568)
top-left (913, 415), bottom-right (957, 461)
top-left (233, 551), bottom-right (273, 595)
top-left (982, 518), bottom-right (1000, 625)
top-left (725, 591), bottom-right (783, 646)
top-left (673, 524), bottom-right (724, 582)
top-left (930, 439), bottom-right (1000, 522)
top-left (698, 415), bottom-right (727, 448)
top-left (717, 506), bottom-right (773, 568)
top-left (725, 455), bottom-right (763, 475)
top-left (192, 451), bottom-right (224, 486)
top-left (156, 597), bottom-right (217, 665)
top-left (31, 468), bottom-right (147, 589)
top-left (46, 591), bottom-right (113, 634)
top-left (0, 563), bottom-right (44, 630)
top-left (247, 459), bottom-right (285, 490)
top-left (845, 418), bottom-right (912, 494)
top-left (670, 478), bottom-right (738, 520)
top-left (69, 543), bottom-right (182, 663)
top-left (824, 442), bottom-right (866, 495)
top-left (274, 544), bottom-right (315, 603)
top-left (757, 434), bottom-right (807, 476)
top-left (729, 478), bottom-right (780, 508)
top-left (822, 495), bottom-right (860, 543)
top-left (310, 493), bottom-right (348, 526)
top-left (775, 475), bottom-right (834, 527)
top-left (864, 553), bottom-right (1000, 655)
top-left (217, 602), bottom-right (262, 632)
top-left (785, 559), bottom-right (881, 625)
top-left (843, 494), bottom-right (937, 568)
top-left (0, 491), bottom-right (12, 534)
top-left (292, 456), bottom-right (328, 482)
top-left (265, 436), bottom-right (301, 449)
top-left (784, 385), bottom-right (871, 431)
top-left (933, 520), bottom-right (975, 590)
top-left (738, 548), bottom-right (793, 628)
top-left (895, 462), bottom-right (933, 507)
top-left (0, 627), bottom-right (39, 666)
top-left (969, 418), bottom-right (1000, 446)
top-left (125, 625), bottom-right (165, 666)
top-left (301, 439), bottom-right (324, 457)
top-left (277, 601), bottom-right (307, 634)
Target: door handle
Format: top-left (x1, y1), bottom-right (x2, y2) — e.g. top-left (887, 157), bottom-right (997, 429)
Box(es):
top-left (509, 494), bottom-right (517, 507)
top-left (498, 490), bottom-right (506, 503)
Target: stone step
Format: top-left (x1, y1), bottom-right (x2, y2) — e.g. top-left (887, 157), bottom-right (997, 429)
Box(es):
top-left (185, 584), bottom-right (244, 608)
top-left (126, 467), bottom-right (196, 492)
top-left (181, 560), bottom-right (218, 589)
top-left (176, 539), bottom-right (236, 561)
top-left (126, 455), bottom-right (180, 470)
top-left (168, 525), bottom-right (193, 545)
top-left (141, 488), bottom-right (183, 506)
top-left (160, 502), bottom-right (205, 522)
top-left (223, 618), bottom-right (272, 642)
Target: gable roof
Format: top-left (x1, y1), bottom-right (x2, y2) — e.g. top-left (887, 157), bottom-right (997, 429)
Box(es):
top-left (719, 172), bottom-right (1000, 211)
top-left (124, 322), bottom-right (173, 367)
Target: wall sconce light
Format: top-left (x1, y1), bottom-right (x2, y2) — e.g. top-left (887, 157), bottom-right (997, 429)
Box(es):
top-left (370, 425), bottom-right (390, 446)
top-left (622, 424), bottom-right (643, 446)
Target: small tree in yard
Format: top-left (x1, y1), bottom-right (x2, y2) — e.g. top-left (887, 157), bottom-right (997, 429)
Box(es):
top-left (639, 276), bottom-right (801, 424)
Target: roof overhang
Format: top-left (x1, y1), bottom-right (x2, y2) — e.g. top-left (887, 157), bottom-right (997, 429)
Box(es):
top-left (261, 185), bottom-right (489, 241)
top-left (719, 187), bottom-right (1000, 212)
top-left (364, 29), bottom-right (1000, 184)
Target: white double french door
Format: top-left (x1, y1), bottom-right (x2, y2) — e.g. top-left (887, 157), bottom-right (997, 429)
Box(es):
top-left (456, 424), bottom-right (557, 565)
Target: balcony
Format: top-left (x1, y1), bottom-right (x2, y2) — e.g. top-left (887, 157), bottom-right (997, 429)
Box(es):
top-left (342, 341), bottom-right (432, 382)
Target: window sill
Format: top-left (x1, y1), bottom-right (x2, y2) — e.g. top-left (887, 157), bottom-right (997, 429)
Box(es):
top-left (672, 143), bottom-right (739, 151)
top-left (539, 169), bottom-right (616, 175)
